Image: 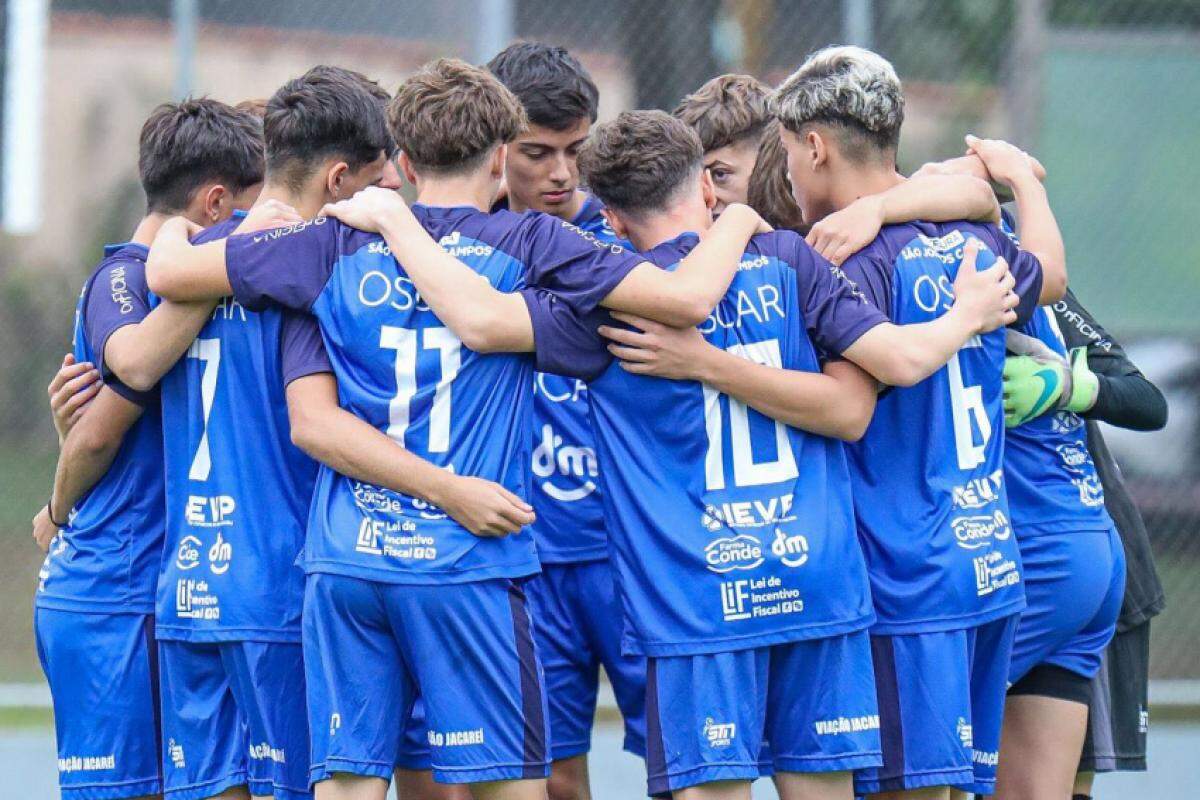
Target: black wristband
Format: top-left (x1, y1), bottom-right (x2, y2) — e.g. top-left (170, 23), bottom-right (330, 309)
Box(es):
top-left (46, 499), bottom-right (66, 528)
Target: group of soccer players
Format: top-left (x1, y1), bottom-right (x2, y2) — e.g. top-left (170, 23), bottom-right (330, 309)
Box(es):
top-left (29, 38), bottom-right (1162, 800)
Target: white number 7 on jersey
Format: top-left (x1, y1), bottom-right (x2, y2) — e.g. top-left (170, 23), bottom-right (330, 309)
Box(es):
top-left (187, 338), bottom-right (220, 481)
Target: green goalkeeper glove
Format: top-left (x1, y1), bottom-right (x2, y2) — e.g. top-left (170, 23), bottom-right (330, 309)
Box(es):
top-left (1002, 346), bottom-right (1099, 428)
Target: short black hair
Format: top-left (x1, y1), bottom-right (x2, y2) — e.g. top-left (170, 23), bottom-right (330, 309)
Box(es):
top-left (487, 42), bottom-right (598, 131)
top-left (138, 98), bottom-right (264, 214)
top-left (264, 65), bottom-right (394, 191)
top-left (577, 110), bottom-right (703, 217)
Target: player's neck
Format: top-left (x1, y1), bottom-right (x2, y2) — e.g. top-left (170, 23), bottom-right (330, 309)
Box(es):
top-left (256, 181), bottom-right (324, 220)
top-left (827, 162), bottom-right (903, 214)
top-left (415, 174), bottom-right (496, 212)
top-left (621, 202), bottom-right (712, 253)
top-left (129, 212), bottom-right (174, 247)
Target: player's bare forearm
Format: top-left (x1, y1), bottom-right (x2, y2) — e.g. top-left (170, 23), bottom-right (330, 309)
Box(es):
top-left (49, 387), bottom-right (143, 523)
top-left (881, 174), bottom-right (999, 224)
top-left (601, 203), bottom-right (761, 327)
top-left (376, 213), bottom-right (533, 353)
top-left (104, 299), bottom-right (217, 392)
top-left (699, 350), bottom-right (876, 441)
top-left (847, 309), bottom-right (979, 388)
top-left (1010, 175), bottom-right (1067, 303)
top-left (144, 218), bottom-right (233, 301)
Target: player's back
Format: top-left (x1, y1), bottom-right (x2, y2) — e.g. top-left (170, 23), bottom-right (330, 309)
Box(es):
top-left (156, 214), bottom-right (316, 641)
top-left (587, 231), bottom-right (874, 656)
top-left (839, 220), bottom-right (1037, 634)
top-left (1004, 306), bottom-right (1112, 531)
top-left (37, 244), bottom-right (164, 614)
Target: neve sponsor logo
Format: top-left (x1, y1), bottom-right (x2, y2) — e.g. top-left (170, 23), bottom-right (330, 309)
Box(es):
top-left (814, 715), bottom-right (880, 736)
top-left (719, 577), bottom-right (803, 622)
top-left (1056, 442), bottom-right (1090, 473)
top-left (352, 482), bottom-right (406, 514)
top-left (952, 470), bottom-right (1003, 510)
top-left (58, 754), bottom-right (115, 773)
top-left (771, 528), bottom-right (808, 567)
top-left (957, 718), bottom-right (973, 749)
top-left (357, 518), bottom-right (437, 561)
top-left (532, 423), bottom-right (598, 503)
top-left (952, 510), bottom-right (1011, 550)
top-left (701, 494), bottom-right (795, 530)
top-left (699, 283), bottom-right (785, 334)
top-left (208, 532), bottom-right (232, 575)
top-left (175, 578), bottom-right (220, 620)
top-left (185, 495), bottom-right (235, 528)
top-left (248, 742), bottom-right (286, 763)
top-left (973, 552), bottom-right (1020, 597)
top-left (107, 265), bottom-right (134, 314)
top-left (176, 535), bottom-right (202, 570)
top-left (703, 718), bottom-right (736, 748)
top-left (428, 728), bottom-right (485, 747)
top-left (705, 534), bottom-right (764, 573)
top-left (169, 739), bottom-right (186, 769)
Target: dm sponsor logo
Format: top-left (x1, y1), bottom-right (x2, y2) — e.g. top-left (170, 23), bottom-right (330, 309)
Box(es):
top-left (532, 423), bottom-right (598, 503)
top-left (771, 528), bottom-right (809, 567)
top-left (952, 510), bottom-right (1011, 550)
top-left (705, 534), bottom-right (764, 573)
top-left (208, 532), bottom-right (232, 575)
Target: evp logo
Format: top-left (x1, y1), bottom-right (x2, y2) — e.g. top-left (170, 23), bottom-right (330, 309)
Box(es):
top-left (185, 495), bottom-right (235, 528)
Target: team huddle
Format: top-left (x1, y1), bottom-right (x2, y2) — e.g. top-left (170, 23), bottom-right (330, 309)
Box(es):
top-left (32, 40), bottom-right (1140, 800)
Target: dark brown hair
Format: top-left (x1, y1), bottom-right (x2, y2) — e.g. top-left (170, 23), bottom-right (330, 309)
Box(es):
top-left (577, 110), bottom-right (703, 215)
top-left (673, 73), bottom-right (772, 153)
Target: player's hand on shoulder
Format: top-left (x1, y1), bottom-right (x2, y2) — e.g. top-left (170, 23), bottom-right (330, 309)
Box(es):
top-left (599, 311), bottom-right (711, 381)
top-left (32, 504), bottom-right (59, 553)
top-left (48, 353), bottom-right (101, 445)
top-left (321, 186), bottom-right (412, 234)
top-left (236, 199), bottom-right (304, 234)
top-left (952, 239), bottom-right (1018, 334)
top-left (432, 475), bottom-right (535, 538)
top-left (805, 194), bottom-right (884, 266)
top-left (964, 134), bottom-right (1045, 187)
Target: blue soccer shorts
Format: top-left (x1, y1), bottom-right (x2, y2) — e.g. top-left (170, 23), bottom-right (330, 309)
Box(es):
top-left (34, 608), bottom-right (162, 800)
top-left (158, 639), bottom-right (311, 800)
top-left (526, 559), bottom-right (647, 760)
top-left (854, 613), bottom-right (1020, 797)
top-left (303, 573), bottom-right (550, 786)
top-left (645, 631), bottom-right (881, 795)
top-left (1008, 525), bottom-right (1126, 684)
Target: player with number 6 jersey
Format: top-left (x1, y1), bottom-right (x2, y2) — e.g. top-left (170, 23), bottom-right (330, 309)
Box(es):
top-left (774, 47), bottom-right (1067, 797)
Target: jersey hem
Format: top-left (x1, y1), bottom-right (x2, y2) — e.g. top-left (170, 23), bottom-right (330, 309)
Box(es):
top-left (867, 597), bottom-right (1026, 636)
top-left (624, 611), bottom-right (875, 657)
top-left (35, 596), bottom-right (155, 615)
top-left (302, 559), bottom-right (541, 585)
top-left (1012, 521), bottom-right (1116, 538)
top-left (535, 551), bottom-right (608, 566)
top-left (154, 625), bottom-right (301, 643)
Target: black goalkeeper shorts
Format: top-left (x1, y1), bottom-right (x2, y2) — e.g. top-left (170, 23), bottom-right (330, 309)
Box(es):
top-left (1079, 620), bottom-right (1151, 773)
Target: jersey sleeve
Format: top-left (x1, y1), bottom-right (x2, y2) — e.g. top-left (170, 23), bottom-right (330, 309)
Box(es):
top-left (279, 310), bottom-right (333, 387)
top-left (83, 256), bottom-right (157, 406)
top-left (987, 222), bottom-right (1043, 325)
top-left (833, 245), bottom-right (897, 325)
top-left (520, 213), bottom-right (644, 314)
top-left (520, 288), bottom-right (613, 382)
top-left (788, 237), bottom-right (889, 357)
top-left (224, 218), bottom-right (340, 312)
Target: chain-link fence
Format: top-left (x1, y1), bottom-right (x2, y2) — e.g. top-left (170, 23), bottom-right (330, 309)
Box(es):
top-left (0, 0), bottom-right (1196, 691)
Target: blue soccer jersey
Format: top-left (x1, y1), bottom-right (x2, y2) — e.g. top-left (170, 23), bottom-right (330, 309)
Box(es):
top-left (838, 221), bottom-right (1044, 634)
top-left (37, 243), bottom-right (164, 614)
top-left (156, 215), bottom-right (329, 642)
top-left (1004, 307), bottom-right (1113, 532)
top-left (530, 193), bottom-right (630, 564)
top-left (535, 231), bottom-right (888, 657)
top-left (222, 205), bottom-right (643, 585)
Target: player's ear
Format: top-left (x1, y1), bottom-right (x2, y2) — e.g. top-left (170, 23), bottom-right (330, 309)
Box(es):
top-left (700, 168), bottom-right (716, 210)
top-left (398, 152), bottom-right (419, 186)
top-left (602, 208), bottom-right (629, 241)
top-left (489, 144), bottom-right (507, 180)
top-left (326, 161), bottom-right (350, 201)
top-left (808, 129), bottom-right (827, 170)
top-left (202, 183), bottom-right (226, 223)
